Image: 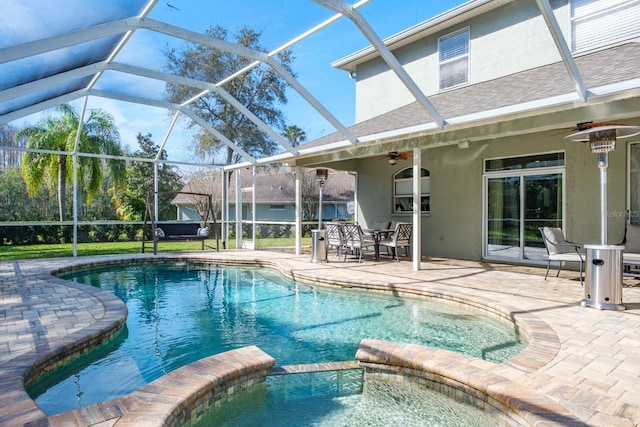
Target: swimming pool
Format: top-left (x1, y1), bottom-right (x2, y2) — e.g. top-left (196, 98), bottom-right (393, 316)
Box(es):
top-left (29, 261), bottom-right (527, 415)
top-left (194, 369), bottom-right (501, 427)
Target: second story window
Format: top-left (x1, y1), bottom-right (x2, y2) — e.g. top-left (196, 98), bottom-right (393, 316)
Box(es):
top-left (571, 0), bottom-right (640, 52)
top-left (439, 28), bottom-right (469, 90)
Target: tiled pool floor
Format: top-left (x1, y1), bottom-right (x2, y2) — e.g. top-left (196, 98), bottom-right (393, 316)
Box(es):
top-left (1, 250), bottom-right (639, 426)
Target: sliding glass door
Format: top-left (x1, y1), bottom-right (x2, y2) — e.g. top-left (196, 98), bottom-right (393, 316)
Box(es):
top-left (484, 153), bottom-right (564, 262)
top-left (629, 143), bottom-right (640, 225)
top-left (486, 176), bottom-right (521, 259)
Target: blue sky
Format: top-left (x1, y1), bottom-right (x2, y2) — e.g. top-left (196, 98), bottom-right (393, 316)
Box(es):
top-left (4, 1), bottom-right (465, 163)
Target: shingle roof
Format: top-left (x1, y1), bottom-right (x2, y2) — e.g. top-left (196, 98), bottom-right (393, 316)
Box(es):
top-left (174, 167), bottom-right (354, 204)
top-left (303, 42), bottom-right (640, 149)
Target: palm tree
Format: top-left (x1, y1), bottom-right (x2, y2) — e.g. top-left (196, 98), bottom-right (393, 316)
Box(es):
top-left (17, 104), bottom-right (126, 221)
top-left (283, 125), bottom-right (307, 147)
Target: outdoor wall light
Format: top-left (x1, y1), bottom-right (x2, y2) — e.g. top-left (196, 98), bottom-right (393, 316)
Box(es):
top-left (388, 158), bottom-right (397, 166)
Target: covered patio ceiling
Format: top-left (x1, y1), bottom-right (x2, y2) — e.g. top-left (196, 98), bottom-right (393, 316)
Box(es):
top-left (1, 0), bottom-right (639, 171)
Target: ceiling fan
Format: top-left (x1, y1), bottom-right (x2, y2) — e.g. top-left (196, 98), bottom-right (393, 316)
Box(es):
top-left (572, 121), bottom-right (629, 131)
top-left (380, 151), bottom-right (413, 165)
top-left (550, 121), bottom-right (630, 136)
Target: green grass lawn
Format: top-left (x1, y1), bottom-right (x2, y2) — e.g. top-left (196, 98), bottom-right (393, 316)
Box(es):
top-left (0, 237), bottom-right (312, 261)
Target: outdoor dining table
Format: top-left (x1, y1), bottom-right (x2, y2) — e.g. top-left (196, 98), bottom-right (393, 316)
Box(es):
top-left (365, 228), bottom-right (394, 261)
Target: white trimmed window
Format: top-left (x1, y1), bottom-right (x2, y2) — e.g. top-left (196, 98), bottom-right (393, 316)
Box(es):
top-left (571, 0), bottom-right (640, 52)
top-left (393, 168), bottom-right (430, 213)
top-left (439, 28), bottom-right (469, 90)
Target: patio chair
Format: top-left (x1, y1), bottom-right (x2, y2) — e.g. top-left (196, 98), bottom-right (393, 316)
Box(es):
top-left (622, 223), bottom-right (640, 277)
top-left (325, 222), bottom-right (346, 259)
top-left (379, 222), bottom-right (412, 261)
top-left (342, 223), bottom-right (376, 262)
top-left (539, 227), bottom-right (585, 285)
top-left (371, 220), bottom-right (390, 232)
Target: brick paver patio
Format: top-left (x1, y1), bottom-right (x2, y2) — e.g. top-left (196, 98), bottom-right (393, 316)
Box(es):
top-left (0, 250), bottom-right (638, 426)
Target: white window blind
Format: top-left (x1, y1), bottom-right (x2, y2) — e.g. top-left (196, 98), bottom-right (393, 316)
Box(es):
top-left (439, 29), bottom-right (469, 89)
top-left (572, 0), bottom-right (640, 52)
top-left (393, 168), bottom-right (430, 213)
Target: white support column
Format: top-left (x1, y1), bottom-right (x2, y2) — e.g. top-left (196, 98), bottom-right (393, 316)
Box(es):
top-left (153, 163), bottom-right (159, 221)
top-left (412, 147), bottom-right (422, 271)
top-left (72, 155), bottom-right (78, 257)
top-left (252, 166), bottom-right (257, 249)
top-left (353, 172), bottom-right (359, 222)
top-left (235, 169), bottom-right (243, 249)
top-left (295, 166), bottom-right (302, 255)
top-left (71, 97), bottom-right (88, 257)
top-left (221, 170), bottom-right (228, 249)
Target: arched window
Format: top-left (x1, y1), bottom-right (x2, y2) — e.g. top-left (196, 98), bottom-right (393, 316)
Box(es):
top-left (393, 167), bottom-right (430, 213)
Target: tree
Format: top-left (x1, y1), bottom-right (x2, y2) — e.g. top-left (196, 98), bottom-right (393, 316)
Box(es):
top-left (299, 169), bottom-right (322, 222)
top-left (17, 104), bottom-right (126, 221)
top-left (0, 124), bottom-right (21, 168)
top-left (113, 133), bottom-right (183, 221)
top-left (164, 25), bottom-right (295, 165)
top-left (178, 170), bottom-right (222, 222)
top-left (0, 166), bottom-right (31, 221)
top-left (283, 125), bottom-right (306, 147)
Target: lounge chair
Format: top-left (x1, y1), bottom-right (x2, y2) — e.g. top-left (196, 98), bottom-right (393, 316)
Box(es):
top-left (539, 227), bottom-right (585, 285)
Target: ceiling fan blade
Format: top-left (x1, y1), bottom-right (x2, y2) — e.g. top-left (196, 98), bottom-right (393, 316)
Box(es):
top-left (574, 121), bottom-right (628, 131)
top-left (376, 151), bottom-right (414, 160)
top-left (548, 121), bottom-right (630, 136)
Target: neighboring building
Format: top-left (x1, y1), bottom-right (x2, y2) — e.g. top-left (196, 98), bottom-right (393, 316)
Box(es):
top-left (293, 0), bottom-right (640, 264)
top-left (173, 167), bottom-right (355, 222)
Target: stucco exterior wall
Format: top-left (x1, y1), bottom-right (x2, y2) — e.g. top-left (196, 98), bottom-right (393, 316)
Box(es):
top-left (355, 1), bottom-right (566, 122)
top-left (356, 130), bottom-right (629, 261)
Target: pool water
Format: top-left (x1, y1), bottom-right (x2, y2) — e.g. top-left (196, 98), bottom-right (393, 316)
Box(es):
top-left (192, 370), bottom-right (500, 427)
top-left (30, 262), bottom-right (526, 415)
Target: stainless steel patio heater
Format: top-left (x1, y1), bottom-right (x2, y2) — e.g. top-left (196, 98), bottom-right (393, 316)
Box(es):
top-left (310, 168), bottom-right (329, 263)
top-left (566, 124), bottom-right (640, 310)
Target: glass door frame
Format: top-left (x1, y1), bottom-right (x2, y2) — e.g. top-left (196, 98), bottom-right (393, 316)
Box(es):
top-left (627, 141), bottom-right (640, 225)
top-left (482, 160), bottom-right (566, 263)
